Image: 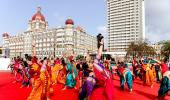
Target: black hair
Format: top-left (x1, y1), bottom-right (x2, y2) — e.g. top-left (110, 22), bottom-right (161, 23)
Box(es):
top-left (76, 64), bottom-right (81, 70)
top-left (40, 60), bottom-right (43, 64)
top-left (61, 59), bottom-right (66, 66)
top-left (97, 33), bottom-right (104, 49)
top-left (27, 56), bottom-right (32, 61)
top-left (82, 62), bottom-right (89, 70)
top-left (25, 54), bottom-right (28, 59)
top-left (43, 57), bottom-right (47, 60)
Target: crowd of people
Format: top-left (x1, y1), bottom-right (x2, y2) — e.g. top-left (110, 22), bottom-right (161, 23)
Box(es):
top-left (7, 36), bottom-right (170, 100)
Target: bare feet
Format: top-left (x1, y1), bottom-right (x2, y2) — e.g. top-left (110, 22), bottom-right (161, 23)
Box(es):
top-left (62, 87), bottom-right (66, 91)
top-left (12, 81), bottom-right (16, 83)
top-left (47, 97), bottom-right (50, 100)
top-left (74, 87), bottom-right (78, 90)
top-left (20, 85), bottom-right (24, 88)
top-left (129, 89), bottom-right (132, 93)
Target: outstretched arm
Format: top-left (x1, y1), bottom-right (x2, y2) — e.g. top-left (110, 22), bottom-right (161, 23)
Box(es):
top-left (97, 38), bottom-right (104, 60)
top-left (32, 41), bottom-right (36, 57)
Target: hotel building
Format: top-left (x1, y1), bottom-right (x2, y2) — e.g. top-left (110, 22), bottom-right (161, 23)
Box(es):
top-left (2, 7), bottom-right (97, 58)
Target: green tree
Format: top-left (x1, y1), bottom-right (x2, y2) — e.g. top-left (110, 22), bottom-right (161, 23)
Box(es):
top-left (76, 55), bottom-right (84, 61)
top-left (161, 41), bottom-right (170, 60)
top-left (126, 41), bottom-right (156, 57)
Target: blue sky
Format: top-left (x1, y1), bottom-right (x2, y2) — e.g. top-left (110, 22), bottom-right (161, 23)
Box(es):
top-left (0, 0), bottom-right (170, 46)
top-left (0, 0), bottom-right (107, 45)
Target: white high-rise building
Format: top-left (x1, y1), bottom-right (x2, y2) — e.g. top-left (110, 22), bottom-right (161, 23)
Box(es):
top-left (107, 0), bottom-right (145, 52)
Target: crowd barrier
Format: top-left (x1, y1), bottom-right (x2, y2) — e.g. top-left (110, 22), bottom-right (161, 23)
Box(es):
top-left (0, 58), bottom-right (11, 70)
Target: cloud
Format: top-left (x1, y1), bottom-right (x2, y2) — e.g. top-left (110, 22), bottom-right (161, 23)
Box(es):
top-left (97, 25), bottom-right (108, 49)
top-left (145, 0), bottom-right (170, 43)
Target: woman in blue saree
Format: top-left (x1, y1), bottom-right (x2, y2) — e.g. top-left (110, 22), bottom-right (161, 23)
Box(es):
top-left (62, 59), bottom-right (77, 90)
top-left (118, 63), bottom-right (133, 92)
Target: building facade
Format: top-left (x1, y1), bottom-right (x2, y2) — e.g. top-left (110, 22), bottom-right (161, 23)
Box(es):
top-left (2, 7), bottom-right (97, 58)
top-left (107, 0), bottom-right (145, 52)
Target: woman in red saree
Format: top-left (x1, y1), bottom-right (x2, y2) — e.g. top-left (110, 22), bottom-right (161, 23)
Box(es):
top-left (91, 34), bottom-right (115, 100)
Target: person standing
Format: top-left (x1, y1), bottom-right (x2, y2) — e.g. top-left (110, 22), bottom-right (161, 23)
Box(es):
top-left (117, 63), bottom-right (133, 92)
top-left (62, 57), bottom-right (77, 90)
top-left (91, 34), bottom-right (115, 100)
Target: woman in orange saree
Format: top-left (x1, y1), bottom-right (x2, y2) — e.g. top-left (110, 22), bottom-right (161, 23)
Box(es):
top-left (57, 59), bottom-right (67, 85)
top-left (27, 56), bottom-right (42, 100)
top-left (142, 60), bottom-right (155, 88)
top-left (40, 58), bottom-right (51, 100)
top-left (51, 58), bottom-right (62, 84)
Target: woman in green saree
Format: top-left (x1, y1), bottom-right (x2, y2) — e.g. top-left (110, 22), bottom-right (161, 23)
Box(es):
top-left (62, 59), bottom-right (77, 90)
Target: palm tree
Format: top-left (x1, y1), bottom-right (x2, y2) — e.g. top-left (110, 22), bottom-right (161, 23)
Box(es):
top-left (161, 41), bottom-right (170, 60)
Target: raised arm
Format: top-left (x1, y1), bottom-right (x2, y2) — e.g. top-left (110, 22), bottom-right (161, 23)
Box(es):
top-left (98, 38), bottom-right (104, 58)
top-left (96, 33), bottom-right (104, 60)
top-left (32, 41), bottom-right (36, 57)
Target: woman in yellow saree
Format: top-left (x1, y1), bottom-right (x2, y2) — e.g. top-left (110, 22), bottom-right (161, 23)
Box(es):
top-left (142, 60), bottom-right (155, 88)
top-left (51, 58), bottom-right (62, 84)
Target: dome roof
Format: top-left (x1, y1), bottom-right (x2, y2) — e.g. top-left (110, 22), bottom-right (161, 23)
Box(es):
top-left (65, 19), bottom-right (74, 25)
top-left (32, 7), bottom-right (45, 21)
top-left (2, 32), bottom-right (9, 37)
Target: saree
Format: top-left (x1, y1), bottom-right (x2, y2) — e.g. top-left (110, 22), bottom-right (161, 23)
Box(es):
top-left (65, 63), bottom-right (77, 88)
top-left (40, 70), bottom-right (51, 99)
top-left (79, 74), bottom-right (96, 100)
top-left (51, 64), bottom-right (63, 84)
top-left (122, 69), bottom-right (133, 90)
top-left (91, 63), bottom-right (114, 100)
top-left (27, 63), bottom-right (42, 100)
top-left (158, 71), bottom-right (170, 97)
top-left (143, 64), bottom-right (155, 86)
top-left (57, 65), bottom-right (66, 84)
top-left (27, 78), bottom-right (42, 100)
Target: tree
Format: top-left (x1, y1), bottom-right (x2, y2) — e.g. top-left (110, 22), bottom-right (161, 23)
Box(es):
top-left (0, 49), bottom-right (2, 54)
top-left (126, 41), bottom-right (156, 57)
top-left (161, 41), bottom-right (170, 60)
top-left (76, 55), bottom-right (84, 61)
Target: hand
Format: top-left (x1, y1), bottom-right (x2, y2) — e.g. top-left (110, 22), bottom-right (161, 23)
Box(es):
top-left (100, 38), bottom-right (104, 45)
top-left (32, 41), bottom-right (36, 47)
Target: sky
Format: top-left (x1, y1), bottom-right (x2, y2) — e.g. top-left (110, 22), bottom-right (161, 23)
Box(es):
top-left (0, 0), bottom-right (170, 47)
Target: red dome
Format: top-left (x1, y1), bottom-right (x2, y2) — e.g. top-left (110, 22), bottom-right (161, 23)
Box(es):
top-left (2, 32), bottom-right (9, 37)
top-left (32, 7), bottom-right (45, 21)
top-left (65, 19), bottom-right (74, 25)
